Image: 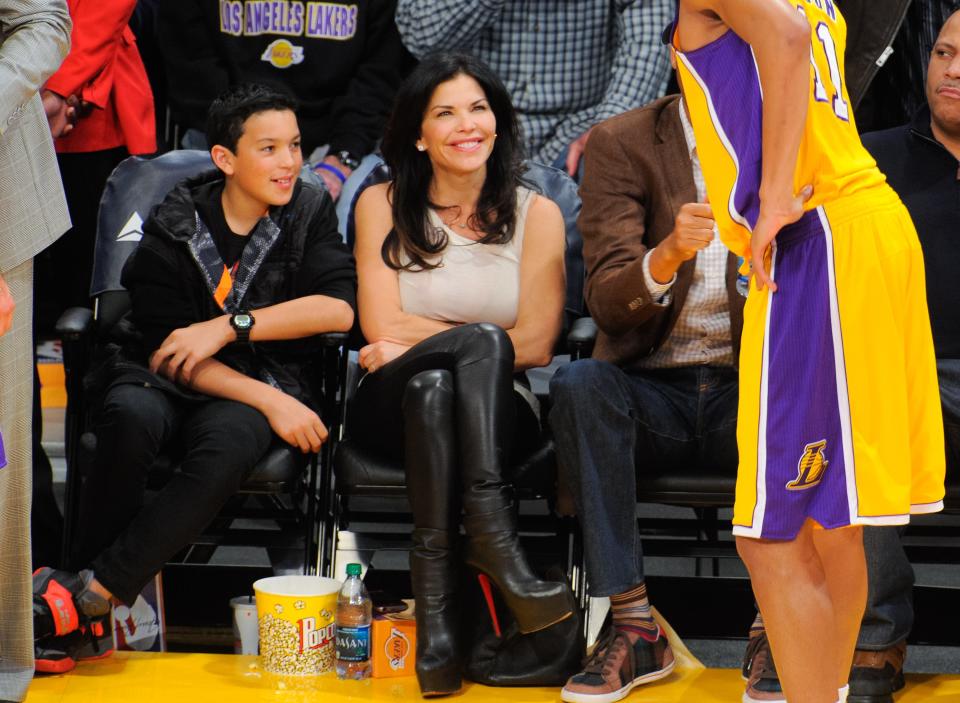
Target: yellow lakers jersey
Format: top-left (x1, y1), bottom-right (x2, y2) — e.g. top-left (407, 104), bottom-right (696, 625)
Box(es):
top-left (672, 0), bottom-right (886, 260)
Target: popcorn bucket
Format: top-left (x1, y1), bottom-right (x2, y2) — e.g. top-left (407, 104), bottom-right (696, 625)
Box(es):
top-left (253, 575), bottom-right (341, 675)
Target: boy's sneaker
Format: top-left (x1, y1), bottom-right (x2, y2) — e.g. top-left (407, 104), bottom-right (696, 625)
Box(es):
top-left (35, 618), bottom-right (114, 675)
top-left (561, 627), bottom-right (675, 703)
top-left (847, 642), bottom-right (906, 703)
top-left (742, 630), bottom-right (785, 703)
top-left (33, 568), bottom-right (111, 640)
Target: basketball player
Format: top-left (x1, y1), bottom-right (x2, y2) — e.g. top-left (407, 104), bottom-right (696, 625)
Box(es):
top-left (668, 2), bottom-right (946, 702)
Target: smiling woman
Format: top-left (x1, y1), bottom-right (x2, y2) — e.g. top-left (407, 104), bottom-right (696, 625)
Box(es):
top-left (349, 53), bottom-right (571, 697)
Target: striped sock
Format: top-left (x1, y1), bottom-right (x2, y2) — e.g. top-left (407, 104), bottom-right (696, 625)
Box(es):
top-left (610, 583), bottom-right (660, 643)
top-left (750, 610), bottom-right (764, 636)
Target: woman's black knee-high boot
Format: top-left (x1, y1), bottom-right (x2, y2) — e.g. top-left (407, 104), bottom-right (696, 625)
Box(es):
top-left (454, 325), bottom-right (574, 634)
top-left (404, 370), bottom-right (462, 696)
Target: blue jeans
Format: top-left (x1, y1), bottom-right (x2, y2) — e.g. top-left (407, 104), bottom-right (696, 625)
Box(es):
top-left (549, 360), bottom-right (739, 597)
top-left (858, 358), bottom-right (960, 648)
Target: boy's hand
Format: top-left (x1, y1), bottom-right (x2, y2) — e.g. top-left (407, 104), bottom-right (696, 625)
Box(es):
top-left (149, 316), bottom-right (234, 383)
top-left (259, 389), bottom-right (328, 453)
top-left (752, 185), bottom-right (814, 292)
top-left (358, 340), bottom-right (410, 374)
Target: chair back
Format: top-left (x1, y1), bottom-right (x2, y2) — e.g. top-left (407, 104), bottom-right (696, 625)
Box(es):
top-left (93, 150), bottom-right (215, 297)
top-left (92, 150), bottom-right (215, 334)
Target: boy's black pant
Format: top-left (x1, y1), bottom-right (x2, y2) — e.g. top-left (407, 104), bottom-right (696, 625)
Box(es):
top-left (71, 383), bottom-right (273, 604)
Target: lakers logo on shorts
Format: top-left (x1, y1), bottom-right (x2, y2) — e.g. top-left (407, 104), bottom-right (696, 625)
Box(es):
top-left (786, 440), bottom-right (829, 491)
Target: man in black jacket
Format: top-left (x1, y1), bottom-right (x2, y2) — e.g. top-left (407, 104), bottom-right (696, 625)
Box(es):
top-left (158, 0), bottom-right (409, 201)
top-left (30, 83), bottom-right (356, 673)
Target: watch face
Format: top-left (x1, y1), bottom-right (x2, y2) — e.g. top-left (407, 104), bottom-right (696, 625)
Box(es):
top-left (337, 150), bottom-right (361, 169)
top-left (234, 314), bottom-right (253, 329)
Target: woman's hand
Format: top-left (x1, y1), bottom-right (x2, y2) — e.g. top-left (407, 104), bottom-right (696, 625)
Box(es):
top-left (359, 340), bottom-right (410, 373)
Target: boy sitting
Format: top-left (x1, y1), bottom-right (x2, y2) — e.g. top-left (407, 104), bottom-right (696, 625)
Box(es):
top-left (32, 83), bottom-right (356, 672)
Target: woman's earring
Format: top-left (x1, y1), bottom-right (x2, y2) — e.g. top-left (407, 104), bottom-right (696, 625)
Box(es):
top-left (416, 143), bottom-right (427, 151)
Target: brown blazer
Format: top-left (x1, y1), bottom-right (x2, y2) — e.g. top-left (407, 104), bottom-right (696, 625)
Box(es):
top-left (579, 94), bottom-right (745, 369)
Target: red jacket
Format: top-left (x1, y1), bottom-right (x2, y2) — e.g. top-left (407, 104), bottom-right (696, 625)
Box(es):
top-left (46, 0), bottom-right (156, 155)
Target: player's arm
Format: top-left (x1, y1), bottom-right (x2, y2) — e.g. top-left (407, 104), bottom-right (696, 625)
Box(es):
top-left (683, 0), bottom-right (812, 289)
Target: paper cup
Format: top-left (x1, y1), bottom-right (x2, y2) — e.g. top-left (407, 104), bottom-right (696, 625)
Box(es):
top-left (230, 595), bottom-right (258, 655)
top-left (253, 575), bottom-right (341, 675)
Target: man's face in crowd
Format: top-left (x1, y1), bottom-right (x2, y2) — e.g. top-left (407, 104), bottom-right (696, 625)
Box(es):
top-left (927, 11), bottom-right (960, 135)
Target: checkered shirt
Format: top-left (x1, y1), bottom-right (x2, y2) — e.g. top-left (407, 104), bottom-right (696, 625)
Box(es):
top-left (395, 0), bottom-right (673, 164)
top-left (636, 99), bottom-right (734, 369)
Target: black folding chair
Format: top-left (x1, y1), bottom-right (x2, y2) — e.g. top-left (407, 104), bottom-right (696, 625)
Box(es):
top-left (56, 150), bottom-right (344, 575)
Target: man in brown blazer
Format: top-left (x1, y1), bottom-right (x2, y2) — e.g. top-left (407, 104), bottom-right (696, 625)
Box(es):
top-left (0, 1), bottom-right (71, 700)
top-left (550, 93), bottom-right (745, 703)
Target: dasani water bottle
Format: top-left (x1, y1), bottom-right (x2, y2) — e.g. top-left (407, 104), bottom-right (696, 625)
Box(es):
top-left (335, 563), bottom-right (372, 679)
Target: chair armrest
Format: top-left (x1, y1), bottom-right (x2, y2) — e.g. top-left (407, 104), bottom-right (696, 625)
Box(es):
top-left (317, 331), bottom-right (349, 347)
top-left (55, 307), bottom-right (94, 341)
top-left (567, 317), bottom-right (597, 360)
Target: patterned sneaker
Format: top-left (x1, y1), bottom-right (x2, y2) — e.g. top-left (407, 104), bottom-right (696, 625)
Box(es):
top-left (847, 642), bottom-right (906, 703)
top-left (561, 627), bottom-right (675, 703)
top-left (742, 630), bottom-right (786, 703)
top-left (35, 617), bottom-right (114, 675)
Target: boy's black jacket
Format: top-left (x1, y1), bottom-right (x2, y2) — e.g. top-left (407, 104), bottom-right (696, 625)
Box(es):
top-left (91, 170), bottom-right (356, 410)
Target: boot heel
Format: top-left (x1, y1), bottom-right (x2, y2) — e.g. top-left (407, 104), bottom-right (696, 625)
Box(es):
top-left (477, 574), bottom-right (502, 637)
top-left (464, 507), bottom-right (575, 634)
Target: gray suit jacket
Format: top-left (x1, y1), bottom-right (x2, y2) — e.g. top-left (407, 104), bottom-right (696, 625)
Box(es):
top-left (0, 0), bottom-right (72, 273)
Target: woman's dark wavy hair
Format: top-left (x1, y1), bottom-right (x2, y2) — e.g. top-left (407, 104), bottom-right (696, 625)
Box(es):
top-left (380, 52), bottom-right (526, 271)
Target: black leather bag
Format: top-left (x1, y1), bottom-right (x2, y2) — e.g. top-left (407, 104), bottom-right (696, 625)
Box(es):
top-left (461, 571), bottom-right (585, 687)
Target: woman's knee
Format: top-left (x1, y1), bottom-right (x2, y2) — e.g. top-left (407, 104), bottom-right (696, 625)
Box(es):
top-left (458, 322), bottom-right (514, 363)
top-left (402, 369), bottom-right (454, 416)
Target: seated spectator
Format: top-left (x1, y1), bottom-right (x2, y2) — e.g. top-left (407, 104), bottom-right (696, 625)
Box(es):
top-left (549, 89), bottom-right (742, 701)
top-left (394, 0), bottom-right (672, 177)
top-left (158, 0), bottom-right (409, 201)
top-left (744, 10), bottom-right (960, 702)
top-left (31, 84), bottom-right (356, 674)
top-left (351, 52), bottom-right (572, 696)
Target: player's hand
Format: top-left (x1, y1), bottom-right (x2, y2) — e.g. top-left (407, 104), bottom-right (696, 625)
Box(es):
top-left (0, 273), bottom-right (15, 336)
top-left (358, 340), bottom-right (410, 374)
top-left (662, 202), bottom-right (715, 264)
top-left (259, 389), bottom-right (328, 453)
top-left (752, 185), bottom-right (814, 292)
top-left (149, 316), bottom-right (234, 383)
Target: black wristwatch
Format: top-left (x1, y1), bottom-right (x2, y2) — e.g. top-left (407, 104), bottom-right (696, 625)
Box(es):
top-left (229, 311), bottom-right (256, 344)
top-left (335, 150), bottom-right (361, 171)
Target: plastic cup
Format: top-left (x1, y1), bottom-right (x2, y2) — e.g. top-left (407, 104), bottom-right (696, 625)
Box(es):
top-left (252, 575), bottom-right (341, 676)
top-left (230, 595), bottom-right (258, 655)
